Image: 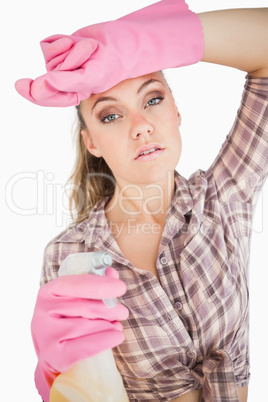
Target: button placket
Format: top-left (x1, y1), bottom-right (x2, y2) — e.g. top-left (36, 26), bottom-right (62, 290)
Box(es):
top-left (160, 256), bottom-right (168, 265)
top-left (175, 301), bottom-right (183, 311)
top-left (187, 350), bottom-right (195, 359)
top-left (186, 349), bottom-right (197, 369)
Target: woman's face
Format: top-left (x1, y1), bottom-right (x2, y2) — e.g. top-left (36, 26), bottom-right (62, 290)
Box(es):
top-left (80, 72), bottom-right (182, 186)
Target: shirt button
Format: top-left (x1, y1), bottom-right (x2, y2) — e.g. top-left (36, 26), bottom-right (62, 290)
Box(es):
top-left (175, 302), bottom-right (183, 311)
top-left (186, 350), bottom-right (195, 359)
top-left (160, 256), bottom-right (168, 265)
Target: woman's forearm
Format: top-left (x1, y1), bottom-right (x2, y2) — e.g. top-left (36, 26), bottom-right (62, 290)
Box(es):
top-left (198, 8), bottom-right (268, 77)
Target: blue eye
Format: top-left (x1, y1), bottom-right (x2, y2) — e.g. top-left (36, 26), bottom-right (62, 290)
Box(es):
top-left (146, 97), bottom-right (164, 107)
top-left (101, 113), bottom-right (119, 123)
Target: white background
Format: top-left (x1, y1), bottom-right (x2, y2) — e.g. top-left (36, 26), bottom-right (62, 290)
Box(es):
top-left (2, 1), bottom-right (268, 400)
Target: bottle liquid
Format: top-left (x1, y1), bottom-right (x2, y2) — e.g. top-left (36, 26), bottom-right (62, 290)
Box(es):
top-left (49, 251), bottom-right (129, 402)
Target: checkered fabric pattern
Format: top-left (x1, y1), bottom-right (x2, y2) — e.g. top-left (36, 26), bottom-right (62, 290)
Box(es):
top-left (40, 75), bottom-right (268, 401)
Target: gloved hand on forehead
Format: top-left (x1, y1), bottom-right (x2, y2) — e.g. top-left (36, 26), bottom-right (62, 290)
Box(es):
top-left (15, 0), bottom-right (204, 107)
top-left (31, 267), bottom-right (128, 402)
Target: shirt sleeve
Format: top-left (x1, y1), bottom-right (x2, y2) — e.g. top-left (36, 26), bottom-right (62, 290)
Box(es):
top-left (207, 75), bottom-right (268, 206)
top-left (39, 241), bottom-right (61, 286)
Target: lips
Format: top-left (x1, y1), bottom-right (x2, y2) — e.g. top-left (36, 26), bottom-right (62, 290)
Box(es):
top-left (134, 143), bottom-right (164, 160)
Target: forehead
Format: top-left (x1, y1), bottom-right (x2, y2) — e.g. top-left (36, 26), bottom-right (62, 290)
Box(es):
top-left (81, 72), bottom-right (167, 109)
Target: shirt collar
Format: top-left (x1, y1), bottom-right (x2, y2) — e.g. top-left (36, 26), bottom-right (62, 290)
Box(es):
top-left (171, 170), bottom-right (194, 216)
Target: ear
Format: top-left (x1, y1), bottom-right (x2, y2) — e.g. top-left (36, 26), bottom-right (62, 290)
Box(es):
top-left (81, 129), bottom-right (102, 158)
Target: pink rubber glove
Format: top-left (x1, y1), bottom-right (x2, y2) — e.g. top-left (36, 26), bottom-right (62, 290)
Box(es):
top-left (15, 0), bottom-right (204, 107)
top-left (31, 268), bottom-right (128, 402)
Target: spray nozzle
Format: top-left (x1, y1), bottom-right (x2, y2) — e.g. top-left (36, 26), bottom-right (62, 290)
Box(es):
top-left (59, 251), bottom-right (116, 308)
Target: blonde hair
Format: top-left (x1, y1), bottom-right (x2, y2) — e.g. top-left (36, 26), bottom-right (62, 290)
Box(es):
top-left (68, 106), bottom-right (116, 223)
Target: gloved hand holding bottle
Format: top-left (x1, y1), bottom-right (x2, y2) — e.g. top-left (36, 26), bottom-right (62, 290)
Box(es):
top-left (31, 266), bottom-right (129, 402)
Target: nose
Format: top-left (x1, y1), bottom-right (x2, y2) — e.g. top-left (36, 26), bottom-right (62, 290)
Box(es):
top-left (130, 113), bottom-right (154, 139)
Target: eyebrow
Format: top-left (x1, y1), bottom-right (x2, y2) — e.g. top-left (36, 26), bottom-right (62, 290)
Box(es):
top-left (91, 96), bottom-right (118, 112)
top-left (137, 79), bottom-right (164, 94)
top-left (91, 79), bottom-right (165, 112)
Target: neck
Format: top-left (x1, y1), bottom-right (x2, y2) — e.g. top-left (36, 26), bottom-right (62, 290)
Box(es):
top-left (106, 171), bottom-right (175, 225)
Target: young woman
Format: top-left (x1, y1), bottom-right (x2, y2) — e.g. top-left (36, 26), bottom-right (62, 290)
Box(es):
top-left (16, 1), bottom-right (268, 401)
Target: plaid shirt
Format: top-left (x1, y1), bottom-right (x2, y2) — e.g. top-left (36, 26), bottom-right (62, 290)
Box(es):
top-left (41, 75), bottom-right (268, 401)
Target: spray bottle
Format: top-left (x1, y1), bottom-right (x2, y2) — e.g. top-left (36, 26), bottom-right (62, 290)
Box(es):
top-left (49, 251), bottom-right (129, 402)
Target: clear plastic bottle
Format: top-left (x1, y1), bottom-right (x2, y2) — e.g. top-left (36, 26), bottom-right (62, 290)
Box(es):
top-left (49, 251), bottom-right (129, 402)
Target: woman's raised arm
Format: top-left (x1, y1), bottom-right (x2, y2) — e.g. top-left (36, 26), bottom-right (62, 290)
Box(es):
top-left (198, 8), bottom-right (268, 77)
